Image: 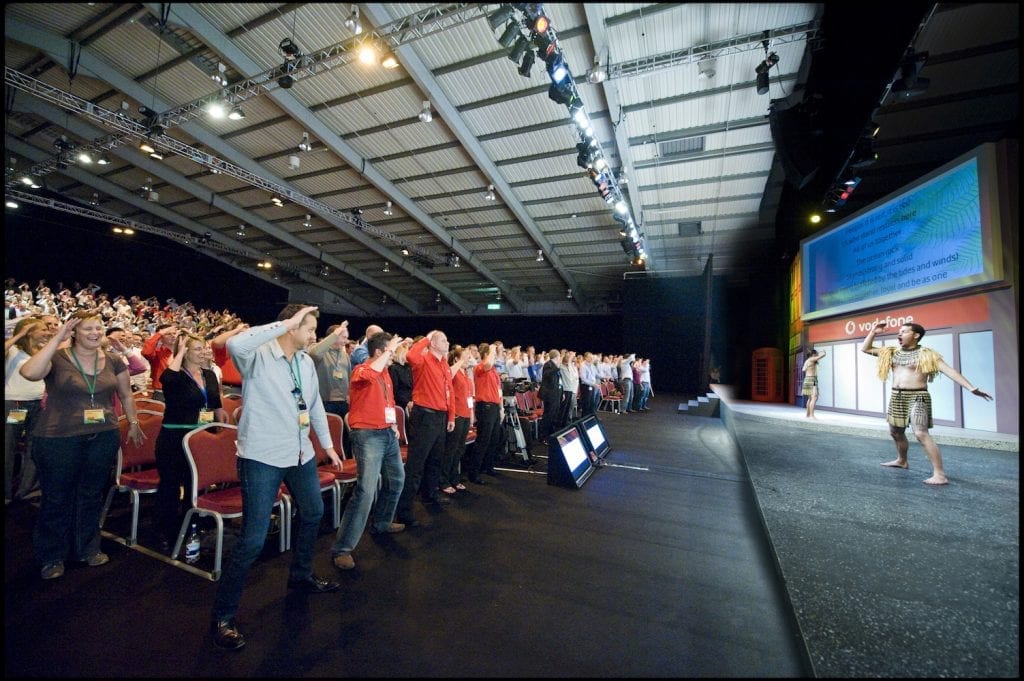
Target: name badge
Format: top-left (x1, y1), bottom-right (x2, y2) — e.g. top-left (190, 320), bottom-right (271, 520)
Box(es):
top-left (467, 396), bottom-right (474, 410)
top-left (83, 408), bottom-right (105, 424)
top-left (298, 410), bottom-right (310, 428)
top-left (332, 369), bottom-right (345, 379)
top-left (384, 407), bottom-right (397, 424)
top-left (6, 409), bottom-right (27, 424)
top-left (198, 409), bottom-right (214, 424)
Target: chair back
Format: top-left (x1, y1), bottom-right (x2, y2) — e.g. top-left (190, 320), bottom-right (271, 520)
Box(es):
top-left (312, 413), bottom-right (344, 465)
top-left (182, 423), bottom-right (240, 505)
top-left (117, 409), bottom-right (163, 470)
top-left (394, 405), bottom-right (408, 445)
top-left (220, 394), bottom-right (242, 423)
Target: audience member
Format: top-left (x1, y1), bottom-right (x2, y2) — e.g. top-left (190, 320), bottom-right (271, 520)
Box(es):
top-left (467, 342), bottom-right (503, 483)
top-left (396, 330), bottom-right (455, 526)
top-left (539, 349), bottom-right (562, 439)
top-left (5, 317), bottom-right (50, 504)
top-left (20, 310), bottom-right (145, 580)
top-left (559, 350), bottom-right (579, 426)
top-left (142, 323), bottom-right (179, 393)
top-left (388, 342), bottom-right (414, 415)
top-left (153, 332), bottom-right (229, 552)
top-left (349, 324), bottom-right (384, 369)
top-left (440, 345), bottom-right (472, 494)
top-left (330, 331), bottom-right (407, 572)
top-left (310, 321), bottom-right (352, 456)
top-left (210, 304), bottom-right (341, 651)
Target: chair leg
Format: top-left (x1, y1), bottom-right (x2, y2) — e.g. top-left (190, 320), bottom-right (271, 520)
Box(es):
top-left (211, 514), bottom-right (225, 581)
top-left (99, 486), bottom-right (118, 531)
top-left (128, 489), bottom-right (140, 547)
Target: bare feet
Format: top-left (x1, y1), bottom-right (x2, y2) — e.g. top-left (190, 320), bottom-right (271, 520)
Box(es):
top-left (881, 460), bottom-right (909, 469)
top-left (923, 475), bottom-right (949, 485)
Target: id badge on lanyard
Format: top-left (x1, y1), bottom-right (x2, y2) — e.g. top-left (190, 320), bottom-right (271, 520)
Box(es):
top-left (198, 408), bottom-right (214, 424)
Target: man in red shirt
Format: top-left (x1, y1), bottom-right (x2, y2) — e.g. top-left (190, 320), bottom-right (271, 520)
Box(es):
top-left (466, 342), bottom-right (504, 484)
top-left (141, 323), bottom-right (178, 391)
top-left (396, 330), bottom-right (455, 526)
top-left (210, 321), bottom-right (248, 389)
top-left (331, 331), bottom-right (408, 571)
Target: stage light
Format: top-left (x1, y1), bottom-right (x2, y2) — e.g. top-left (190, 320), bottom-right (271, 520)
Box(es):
top-left (891, 52), bottom-right (930, 98)
top-left (148, 150), bottom-right (165, 160)
top-left (546, 53), bottom-right (569, 83)
top-left (508, 35), bottom-right (529, 64)
top-left (566, 288), bottom-right (572, 299)
top-left (576, 142), bottom-right (592, 169)
top-left (809, 212), bottom-right (822, 224)
top-left (755, 52), bottom-right (779, 95)
top-left (279, 37), bottom-right (301, 59)
top-left (484, 184), bottom-right (496, 201)
top-left (517, 46), bottom-right (536, 77)
top-left (383, 261), bottom-right (390, 273)
top-left (5, 199), bottom-right (19, 209)
top-left (381, 51), bottom-right (399, 69)
top-left (533, 14), bottom-right (549, 34)
top-left (302, 214), bottom-right (312, 228)
top-left (488, 4), bottom-right (515, 31)
top-left (212, 62), bottom-right (227, 86)
top-left (697, 56), bottom-right (716, 80)
top-left (236, 224), bottom-right (246, 236)
top-left (139, 141), bottom-right (156, 154)
top-left (383, 200), bottom-right (393, 216)
top-left (278, 62), bottom-right (296, 89)
top-left (344, 6), bottom-right (362, 35)
top-left (498, 22), bottom-right (520, 48)
top-left (358, 43), bottom-right (378, 65)
top-left (228, 105), bottom-right (245, 120)
top-left (400, 247), bottom-right (410, 256)
top-left (548, 80), bottom-right (575, 105)
top-left (586, 55), bottom-right (607, 84)
top-left (418, 101), bottom-right (433, 123)
top-left (756, 70), bottom-right (769, 95)
top-left (298, 132), bottom-right (312, 152)
top-left (536, 249), bottom-right (544, 262)
top-left (97, 154), bottom-right (111, 165)
top-left (206, 97), bottom-right (228, 118)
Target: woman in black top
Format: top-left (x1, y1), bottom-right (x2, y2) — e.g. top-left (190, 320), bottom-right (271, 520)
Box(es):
top-left (388, 343), bottom-right (414, 414)
top-left (153, 332), bottom-right (228, 551)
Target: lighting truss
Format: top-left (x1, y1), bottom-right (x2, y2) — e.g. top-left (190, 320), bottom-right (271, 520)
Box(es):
top-left (3, 68), bottom-right (444, 267)
top-left (608, 20), bottom-right (820, 81)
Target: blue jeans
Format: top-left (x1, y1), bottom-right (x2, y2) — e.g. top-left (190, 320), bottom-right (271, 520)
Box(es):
top-left (5, 398), bottom-right (42, 502)
top-left (620, 378), bottom-right (634, 411)
top-left (31, 430), bottom-right (119, 566)
top-left (212, 456), bottom-right (323, 622)
top-left (331, 428), bottom-right (404, 556)
top-left (638, 382), bottom-right (651, 409)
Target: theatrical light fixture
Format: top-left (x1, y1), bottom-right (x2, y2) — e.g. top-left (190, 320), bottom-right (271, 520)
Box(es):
top-left (236, 224), bottom-right (246, 236)
top-left (586, 55), bottom-right (607, 84)
top-left (532, 14), bottom-right (550, 34)
top-left (278, 62), bottom-right (296, 89)
top-left (755, 52), bottom-right (779, 95)
top-left (149, 150), bottom-right (165, 160)
top-left (381, 51), bottom-right (399, 69)
top-left (484, 184), bottom-right (496, 201)
top-left (289, 154), bottom-right (301, 170)
top-left (76, 150), bottom-right (94, 164)
top-left (891, 51), bottom-right (930, 99)
top-left (383, 200), bottom-right (393, 216)
top-left (257, 261), bottom-right (272, 269)
top-left (488, 4), bottom-right (515, 31)
top-left (400, 247), bottom-right (410, 256)
top-left (546, 53), bottom-right (569, 83)
top-left (566, 288), bottom-right (572, 299)
top-left (206, 97), bottom-right (228, 119)
top-left (498, 21), bottom-right (520, 49)
top-left (298, 132), bottom-right (312, 152)
top-left (435, 292), bottom-right (442, 304)
top-left (139, 140), bottom-right (155, 154)
top-left (271, 195), bottom-right (284, 207)
top-left (228, 105), bottom-right (245, 120)
top-left (212, 62), bottom-right (227, 86)
top-left (89, 192), bottom-right (99, 206)
top-left (536, 249), bottom-right (544, 262)
top-left (697, 56), bottom-right (716, 80)
top-left (358, 43), bottom-right (378, 65)
top-left (279, 37), bottom-right (301, 59)
top-left (302, 214), bottom-right (312, 228)
top-left (5, 200), bottom-right (19, 209)
top-left (382, 261), bottom-right (390, 272)
top-left (319, 265), bottom-right (330, 277)
top-left (418, 101), bottom-right (433, 123)
top-left (517, 45), bottom-right (536, 78)
top-left (96, 153), bottom-right (111, 165)
top-left (866, 120), bottom-right (880, 138)
top-left (809, 212), bottom-right (822, 225)
top-left (344, 6), bottom-right (362, 35)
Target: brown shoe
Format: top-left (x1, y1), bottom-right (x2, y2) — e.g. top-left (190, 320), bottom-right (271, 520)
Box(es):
top-left (371, 522), bottom-right (406, 535)
top-left (333, 553), bottom-right (355, 570)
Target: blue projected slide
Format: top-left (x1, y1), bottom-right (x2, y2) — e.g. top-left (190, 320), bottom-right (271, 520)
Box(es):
top-left (801, 147), bottom-right (1001, 320)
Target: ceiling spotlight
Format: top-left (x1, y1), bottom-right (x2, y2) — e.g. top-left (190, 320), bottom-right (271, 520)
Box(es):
top-left (97, 153), bottom-right (111, 165)
top-left (451, 254), bottom-right (460, 268)
top-left (212, 62), bottom-right (227, 86)
top-left (139, 140), bottom-right (156, 154)
top-left (298, 132), bottom-right (312, 152)
top-left (566, 288), bottom-right (573, 299)
top-left (532, 14), bottom-right (550, 34)
top-left (755, 52), bottom-right (779, 96)
top-left (488, 4), bottom-right (515, 31)
top-left (587, 55), bottom-right (607, 84)
top-left (344, 6), bottom-right (362, 34)
top-left (302, 214), bottom-right (312, 227)
top-left (279, 37), bottom-right (302, 59)
top-left (5, 200), bottom-right (19, 209)
top-left (206, 98), bottom-right (228, 119)
top-left (228, 105), bottom-right (245, 120)
top-left (536, 249), bottom-right (544, 262)
top-left (435, 292), bottom-right (442, 304)
top-left (77, 150), bottom-right (94, 164)
top-left (508, 34), bottom-right (530, 65)
top-left (289, 154), bottom-right (300, 170)
top-left (149, 150), bottom-right (165, 160)
top-left (418, 101), bottom-right (433, 123)
top-left (383, 200), bottom-right (393, 216)
top-left (484, 184), bottom-right (496, 201)
top-left (381, 51), bottom-right (399, 69)
top-left (697, 56), bottom-right (716, 80)
top-left (383, 261), bottom-right (390, 273)
top-left (400, 247), bottom-right (410, 256)
top-left (319, 265), bottom-right (330, 277)
top-left (89, 192), bottom-right (99, 206)
top-left (271, 196), bottom-right (284, 207)
top-left (358, 43), bottom-right (378, 65)
top-left (498, 21), bottom-right (520, 49)
top-left (236, 224), bottom-right (246, 236)
top-left (517, 45), bottom-right (536, 78)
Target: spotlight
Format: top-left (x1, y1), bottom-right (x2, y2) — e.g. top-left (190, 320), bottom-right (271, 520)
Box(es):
top-left (77, 150), bottom-right (94, 164)
top-left (358, 43), bottom-right (378, 65)
top-left (418, 101), bottom-right (433, 123)
top-left (206, 98), bottom-right (228, 118)
top-left (383, 261), bottom-right (390, 273)
top-left (400, 247), bottom-right (410, 256)
top-left (488, 4), bottom-right (515, 31)
top-left (548, 81), bottom-right (575, 106)
top-left (517, 47), bottom-right (536, 78)
top-left (586, 55), bottom-right (607, 84)
top-left (278, 60), bottom-right (297, 89)
top-left (236, 224), bottom-right (246, 236)
top-left (756, 70), bottom-right (769, 96)
top-left (484, 184), bottom-right (496, 201)
top-left (344, 6), bottom-right (362, 34)
top-left (279, 37), bottom-right (302, 59)
top-left (697, 56), bottom-right (716, 80)
top-left (383, 200), bottom-right (393, 216)
top-left (139, 141), bottom-right (156, 154)
top-left (271, 196), bottom-right (284, 207)
top-left (536, 249), bottom-right (544, 262)
top-left (228, 105), bottom-right (245, 120)
top-left (755, 52), bottom-right (779, 95)
top-left (97, 154), bottom-right (111, 165)
top-left (546, 53), bottom-right (569, 83)
top-left (302, 214), bottom-right (312, 228)
top-left (576, 142), bottom-right (592, 169)
top-left (320, 265), bottom-right (330, 277)
top-left (149, 150), bottom-right (165, 160)
top-left (289, 154), bottom-right (300, 170)
top-left (891, 52), bottom-right (930, 98)
top-left (508, 35), bottom-right (530, 64)
top-left (498, 22), bottom-right (520, 48)
top-left (532, 14), bottom-right (550, 34)
top-left (809, 213), bottom-right (822, 225)
top-left (90, 192), bottom-right (99, 206)
top-left (212, 62), bottom-right (227, 86)
top-left (566, 288), bottom-right (572, 299)
top-left (435, 292), bottom-right (442, 304)
top-left (5, 200), bottom-right (19, 209)
top-left (381, 51), bottom-right (399, 69)
top-left (298, 132), bottom-right (312, 152)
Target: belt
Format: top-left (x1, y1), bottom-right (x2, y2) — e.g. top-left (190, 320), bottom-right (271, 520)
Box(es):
top-left (477, 401), bottom-right (499, 408)
top-left (414, 405), bottom-right (446, 414)
top-left (891, 388), bottom-right (928, 392)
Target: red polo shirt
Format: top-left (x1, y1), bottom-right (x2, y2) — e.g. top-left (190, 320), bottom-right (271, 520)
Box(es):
top-left (451, 369), bottom-right (473, 419)
top-left (473, 362), bottom-right (502, 405)
top-left (348, 363), bottom-right (396, 430)
top-left (407, 335), bottom-right (455, 421)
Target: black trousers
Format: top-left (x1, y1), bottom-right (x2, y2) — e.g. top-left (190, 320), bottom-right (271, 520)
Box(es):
top-left (397, 406), bottom-right (446, 520)
top-left (466, 402), bottom-right (501, 479)
top-left (540, 391), bottom-right (562, 440)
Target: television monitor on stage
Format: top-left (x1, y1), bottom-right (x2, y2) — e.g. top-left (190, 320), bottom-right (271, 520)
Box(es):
top-left (547, 424), bottom-right (596, 489)
top-left (578, 414), bottom-right (610, 460)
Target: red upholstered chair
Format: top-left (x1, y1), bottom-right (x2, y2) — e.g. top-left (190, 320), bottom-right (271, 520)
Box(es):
top-left (599, 381), bottom-right (623, 414)
top-left (311, 413), bottom-right (355, 528)
top-left (99, 409), bottom-right (164, 546)
top-left (176, 423), bottom-right (289, 580)
top-left (133, 397), bottom-right (165, 413)
top-left (394, 407), bottom-right (409, 462)
top-left (220, 393), bottom-right (242, 424)
top-left (515, 391), bottom-right (541, 439)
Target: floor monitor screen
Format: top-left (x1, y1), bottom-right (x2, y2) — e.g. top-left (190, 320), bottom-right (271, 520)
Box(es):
top-left (579, 415), bottom-right (610, 459)
top-left (548, 425), bottom-right (595, 488)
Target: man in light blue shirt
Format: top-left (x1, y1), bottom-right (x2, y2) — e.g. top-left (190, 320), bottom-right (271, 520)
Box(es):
top-left (210, 304), bottom-right (342, 651)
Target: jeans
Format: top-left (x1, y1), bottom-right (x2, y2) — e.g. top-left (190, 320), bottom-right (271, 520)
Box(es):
top-left (397, 406), bottom-right (447, 520)
top-left (638, 382), bottom-right (651, 409)
top-left (331, 428), bottom-right (404, 556)
top-left (31, 430), bottom-right (119, 567)
top-left (620, 378), bottom-right (634, 411)
top-left (212, 456), bottom-right (323, 622)
top-left (5, 398), bottom-right (41, 502)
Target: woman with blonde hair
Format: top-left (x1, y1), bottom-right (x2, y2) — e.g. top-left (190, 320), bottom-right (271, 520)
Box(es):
top-left (5, 317), bottom-right (51, 504)
top-left (20, 310), bottom-right (145, 579)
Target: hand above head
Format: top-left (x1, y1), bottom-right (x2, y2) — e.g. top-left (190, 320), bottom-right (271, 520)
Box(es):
top-left (289, 306), bottom-right (318, 327)
top-left (55, 317), bottom-right (81, 342)
top-left (872, 322), bottom-right (887, 334)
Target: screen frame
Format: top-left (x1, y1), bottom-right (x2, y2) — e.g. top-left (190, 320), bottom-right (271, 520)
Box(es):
top-left (800, 143), bottom-right (1003, 321)
top-left (578, 414), bottom-right (610, 459)
top-left (549, 424), bottom-right (595, 487)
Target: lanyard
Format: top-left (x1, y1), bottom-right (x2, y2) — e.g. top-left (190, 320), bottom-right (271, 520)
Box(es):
top-left (184, 367), bottom-right (208, 408)
top-left (285, 354), bottom-right (304, 406)
top-left (376, 374), bottom-right (393, 407)
top-left (69, 349), bottom-right (99, 407)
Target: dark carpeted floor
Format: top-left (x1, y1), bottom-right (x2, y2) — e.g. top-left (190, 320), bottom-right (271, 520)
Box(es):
top-left (4, 394), bottom-right (809, 678)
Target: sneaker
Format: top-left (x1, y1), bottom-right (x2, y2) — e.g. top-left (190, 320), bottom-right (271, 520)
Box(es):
top-left (333, 553), bottom-right (355, 570)
top-left (40, 561), bottom-right (65, 580)
top-left (84, 552), bottom-right (110, 567)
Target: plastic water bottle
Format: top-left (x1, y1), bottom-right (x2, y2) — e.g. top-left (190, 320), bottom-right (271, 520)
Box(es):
top-left (185, 522), bottom-right (200, 564)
